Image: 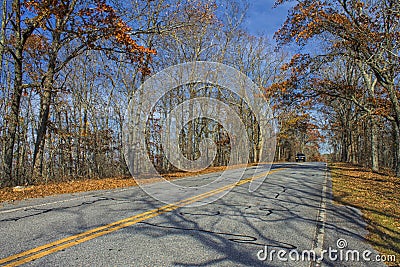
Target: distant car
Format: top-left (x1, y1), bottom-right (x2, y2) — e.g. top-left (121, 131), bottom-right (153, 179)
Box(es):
top-left (295, 153), bottom-right (306, 162)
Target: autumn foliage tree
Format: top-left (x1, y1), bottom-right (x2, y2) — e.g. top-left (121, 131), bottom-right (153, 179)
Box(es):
top-left (1, 0), bottom-right (155, 186)
top-left (274, 0), bottom-right (400, 175)
top-left (1, 0), bottom-right (239, 187)
top-left (275, 111), bottom-right (324, 161)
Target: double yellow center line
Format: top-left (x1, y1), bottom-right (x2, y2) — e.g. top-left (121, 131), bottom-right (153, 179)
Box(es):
top-left (0, 168), bottom-right (284, 266)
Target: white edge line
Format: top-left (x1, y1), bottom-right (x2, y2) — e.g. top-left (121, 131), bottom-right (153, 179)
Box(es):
top-left (311, 162), bottom-right (328, 267)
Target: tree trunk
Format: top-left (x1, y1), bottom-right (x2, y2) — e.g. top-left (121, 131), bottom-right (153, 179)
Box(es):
top-left (340, 130), bottom-right (348, 162)
top-left (385, 82), bottom-right (400, 177)
top-left (187, 85), bottom-right (195, 165)
top-left (32, 75), bottom-right (54, 180)
top-left (393, 121), bottom-right (400, 177)
top-left (32, 22), bottom-right (61, 180)
top-left (370, 116), bottom-right (379, 172)
top-left (0, 0), bottom-right (7, 66)
top-left (2, 55), bottom-right (23, 186)
top-left (2, 0), bottom-right (24, 187)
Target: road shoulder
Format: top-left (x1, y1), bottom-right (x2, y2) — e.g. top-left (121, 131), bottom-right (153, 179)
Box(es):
top-left (322, 166), bottom-right (388, 267)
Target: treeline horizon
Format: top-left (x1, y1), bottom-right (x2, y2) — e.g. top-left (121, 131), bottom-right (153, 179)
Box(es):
top-left (0, 0), bottom-right (398, 188)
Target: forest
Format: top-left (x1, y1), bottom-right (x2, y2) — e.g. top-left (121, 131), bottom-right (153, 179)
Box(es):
top-left (0, 0), bottom-right (399, 188)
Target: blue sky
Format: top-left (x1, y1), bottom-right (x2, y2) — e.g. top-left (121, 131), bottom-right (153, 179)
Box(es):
top-left (243, 0), bottom-right (294, 39)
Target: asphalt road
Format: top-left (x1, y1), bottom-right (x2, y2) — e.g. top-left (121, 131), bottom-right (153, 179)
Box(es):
top-left (0, 162), bottom-right (387, 266)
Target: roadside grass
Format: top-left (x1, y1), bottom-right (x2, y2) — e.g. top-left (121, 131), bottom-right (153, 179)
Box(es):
top-left (0, 163), bottom-right (257, 203)
top-left (330, 163), bottom-right (400, 266)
